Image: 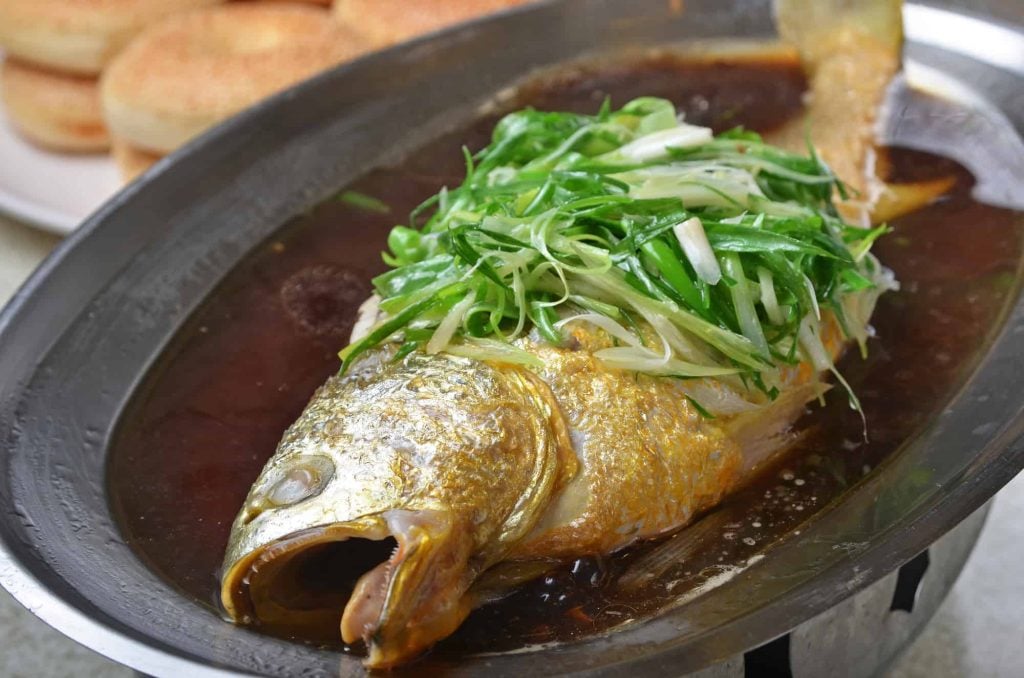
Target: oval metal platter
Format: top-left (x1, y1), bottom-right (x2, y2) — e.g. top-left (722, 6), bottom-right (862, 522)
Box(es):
top-left (0, 0), bottom-right (1022, 676)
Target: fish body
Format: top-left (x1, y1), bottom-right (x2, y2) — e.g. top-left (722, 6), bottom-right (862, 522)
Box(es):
top-left (222, 323), bottom-right (759, 667)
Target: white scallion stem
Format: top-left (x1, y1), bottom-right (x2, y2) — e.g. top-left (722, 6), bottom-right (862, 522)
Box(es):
top-left (673, 217), bottom-right (722, 285)
top-left (798, 313), bottom-right (832, 373)
top-left (618, 124), bottom-right (713, 162)
top-left (593, 347), bottom-right (738, 377)
top-left (426, 291), bottom-right (476, 354)
top-left (556, 313), bottom-right (643, 348)
top-left (722, 254), bottom-right (769, 356)
top-left (802, 273), bottom-right (821, 321)
top-left (446, 337), bottom-right (543, 368)
top-left (757, 267), bottom-right (786, 324)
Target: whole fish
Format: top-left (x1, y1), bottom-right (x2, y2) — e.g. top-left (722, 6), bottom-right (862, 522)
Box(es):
top-left (221, 323), bottom-right (821, 667)
top-left (222, 0), bottom-right (906, 668)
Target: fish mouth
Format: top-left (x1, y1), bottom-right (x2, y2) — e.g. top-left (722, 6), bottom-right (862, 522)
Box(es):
top-left (221, 522), bottom-right (397, 643)
top-left (221, 510), bottom-right (475, 668)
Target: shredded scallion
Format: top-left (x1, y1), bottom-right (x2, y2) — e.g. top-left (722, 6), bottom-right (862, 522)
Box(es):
top-left (341, 97), bottom-right (894, 414)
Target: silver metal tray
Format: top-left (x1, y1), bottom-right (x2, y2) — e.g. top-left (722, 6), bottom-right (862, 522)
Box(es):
top-left (0, 1), bottom-right (1021, 675)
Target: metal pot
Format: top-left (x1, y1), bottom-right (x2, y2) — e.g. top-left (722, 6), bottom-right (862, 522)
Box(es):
top-left (0, 1), bottom-right (1022, 676)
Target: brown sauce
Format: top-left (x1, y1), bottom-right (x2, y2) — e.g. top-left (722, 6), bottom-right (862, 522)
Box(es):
top-left (107, 54), bottom-right (1023, 663)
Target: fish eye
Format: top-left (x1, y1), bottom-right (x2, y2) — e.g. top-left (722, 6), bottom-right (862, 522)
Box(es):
top-left (266, 456), bottom-right (335, 507)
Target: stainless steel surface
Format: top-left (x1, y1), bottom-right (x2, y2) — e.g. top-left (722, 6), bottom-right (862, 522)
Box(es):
top-left (888, 471), bottom-right (1024, 677)
top-left (648, 503), bottom-right (991, 677)
top-left (789, 503), bottom-right (988, 677)
top-left (0, 0), bottom-right (1021, 676)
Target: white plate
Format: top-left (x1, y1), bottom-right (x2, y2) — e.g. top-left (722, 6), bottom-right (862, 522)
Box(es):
top-left (0, 67), bottom-right (121, 236)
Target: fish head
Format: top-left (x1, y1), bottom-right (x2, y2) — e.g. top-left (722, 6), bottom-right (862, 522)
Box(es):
top-left (220, 351), bottom-right (574, 667)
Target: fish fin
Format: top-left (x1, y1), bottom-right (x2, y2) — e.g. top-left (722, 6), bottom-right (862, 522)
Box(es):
top-left (775, 0), bottom-right (903, 63)
top-left (771, 0), bottom-right (904, 217)
top-left (725, 380), bottom-right (829, 475)
top-left (469, 559), bottom-right (561, 606)
top-left (616, 509), bottom-right (736, 592)
top-left (870, 176), bottom-right (956, 224)
top-left (349, 294), bottom-right (382, 343)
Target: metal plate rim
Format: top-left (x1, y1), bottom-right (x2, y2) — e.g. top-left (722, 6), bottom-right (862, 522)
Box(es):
top-left (0, 1), bottom-right (1022, 676)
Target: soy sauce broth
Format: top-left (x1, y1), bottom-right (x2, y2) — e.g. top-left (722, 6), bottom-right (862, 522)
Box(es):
top-left (107, 53), bottom-right (1023, 662)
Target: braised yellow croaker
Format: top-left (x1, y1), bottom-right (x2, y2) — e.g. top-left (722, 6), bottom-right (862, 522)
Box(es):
top-left (222, 0), bottom-right (914, 668)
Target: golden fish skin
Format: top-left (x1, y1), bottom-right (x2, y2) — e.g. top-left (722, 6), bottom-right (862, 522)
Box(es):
top-left (508, 327), bottom-right (742, 560)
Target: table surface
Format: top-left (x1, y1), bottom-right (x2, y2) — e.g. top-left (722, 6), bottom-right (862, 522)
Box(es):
top-left (0, 213), bottom-right (1020, 678)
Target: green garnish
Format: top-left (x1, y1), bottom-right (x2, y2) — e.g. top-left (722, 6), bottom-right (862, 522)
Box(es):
top-left (338, 190), bottom-right (391, 214)
top-left (341, 97), bottom-right (895, 412)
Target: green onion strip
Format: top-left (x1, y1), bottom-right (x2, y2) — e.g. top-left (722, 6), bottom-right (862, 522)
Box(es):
top-left (342, 97), bottom-right (894, 413)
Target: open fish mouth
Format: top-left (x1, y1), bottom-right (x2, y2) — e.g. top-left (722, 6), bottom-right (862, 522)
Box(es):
top-left (222, 510), bottom-right (478, 668)
top-left (222, 524), bottom-right (395, 643)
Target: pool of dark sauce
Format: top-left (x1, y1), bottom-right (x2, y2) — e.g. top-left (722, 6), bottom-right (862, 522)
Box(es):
top-left (108, 53), bottom-right (1022, 664)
